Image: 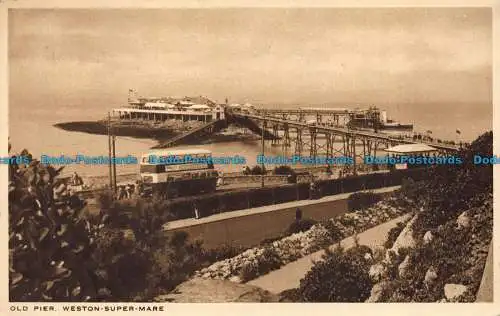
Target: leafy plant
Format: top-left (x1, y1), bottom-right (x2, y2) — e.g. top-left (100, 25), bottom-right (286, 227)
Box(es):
top-left (9, 151), bottom-right (102, 301)
top-left (239, 261), bottom-right (260, 283)
top-left (347, 191), bottom-right (382, 212)
top-left (383, 221), bottom-right (406, 249)
top-left (296, 245), bottom-right (373, 302)
top-left (286, 218), bottom-right (318, 235)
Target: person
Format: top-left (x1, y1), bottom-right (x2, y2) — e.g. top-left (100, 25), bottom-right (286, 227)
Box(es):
top-left (127, 184), bottom-right (135, 199)
top-left (309, 181), bottom-right (316, 199)
top-left (326, 165), bottom-right (333, 176)
top-left (124, 184), bottom-right (131, 199)
top-left (193, 201), bottom-right (200, 219)
top-left (134, 181), bottom-right (142, 198)
top-left (72, 172), bottom-right (83, 186)
top-left (118, 186), bottom-right (127, 200)
top-left (295, 208), bottom-right (302, 221)
top-left (71, 172), bottom-right (78, 186)
top-left (77, 174), bottom-right (83, 186)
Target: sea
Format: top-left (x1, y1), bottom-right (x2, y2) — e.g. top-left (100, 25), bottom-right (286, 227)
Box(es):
top-left (9, 94), bottom-right (492, 179)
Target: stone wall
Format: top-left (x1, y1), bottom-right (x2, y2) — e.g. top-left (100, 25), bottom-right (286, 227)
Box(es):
top-left (164, 189), bottom-right (397, 249)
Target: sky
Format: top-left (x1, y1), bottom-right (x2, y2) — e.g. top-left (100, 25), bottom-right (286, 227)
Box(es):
top-left (8, 8), bottom-right (492, 105)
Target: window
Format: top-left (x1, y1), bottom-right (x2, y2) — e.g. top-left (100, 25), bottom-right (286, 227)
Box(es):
top-left (140, 164), bottom-right (165, 173)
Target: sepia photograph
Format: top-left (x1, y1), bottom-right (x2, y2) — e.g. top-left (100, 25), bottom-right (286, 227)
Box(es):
top-left (6, 5), bottom-right (493, 305)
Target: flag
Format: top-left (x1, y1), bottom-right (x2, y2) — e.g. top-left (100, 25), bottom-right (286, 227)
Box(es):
top-left (456, 129), bottom-right (461, 134)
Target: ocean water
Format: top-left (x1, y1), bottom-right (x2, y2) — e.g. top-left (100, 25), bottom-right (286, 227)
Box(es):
top-left (9, 94), bottom-right (491, 178)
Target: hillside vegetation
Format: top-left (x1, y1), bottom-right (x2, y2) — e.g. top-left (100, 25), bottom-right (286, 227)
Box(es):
top-left (281, 131), bottom-right (493, 302)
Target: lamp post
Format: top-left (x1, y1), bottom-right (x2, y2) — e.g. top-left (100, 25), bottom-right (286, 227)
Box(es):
top-left (107, 112), bottom-right (113, 192)
top-left (261, 112), bottom-right (266, 188)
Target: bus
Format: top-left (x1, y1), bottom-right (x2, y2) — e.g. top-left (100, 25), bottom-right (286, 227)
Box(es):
top-left (139, 148), bottom-right (219, 198)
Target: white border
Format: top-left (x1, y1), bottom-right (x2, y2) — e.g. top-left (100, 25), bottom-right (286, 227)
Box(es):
top-left (0, 1), bottom-right (497, 315)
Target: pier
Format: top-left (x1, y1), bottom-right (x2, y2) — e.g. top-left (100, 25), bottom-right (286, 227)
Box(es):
top-left (110, 92), bottom-right (462, 174)
top-left (152, 119), bottom-right (226, 149)
top-left (227, 110), bottom-right (460, 175)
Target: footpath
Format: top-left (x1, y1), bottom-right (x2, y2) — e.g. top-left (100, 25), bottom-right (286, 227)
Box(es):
top-left (247, 214), bottom-right (411, 294)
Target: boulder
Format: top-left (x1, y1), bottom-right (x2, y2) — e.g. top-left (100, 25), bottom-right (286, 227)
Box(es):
top-left (444, 284), bottom-right (467, 301)
top-left (369, 263), bottom-right (386, 283)
top-left (398, 255), bottom-right (411, 278)
top-left (229, 275), bottom-right (242, 283)
top-left (122, 229), bottom-right (136, 242)
top-left (365, 281), bottom-right (390, 303)
top-left (391, 215), bottom-right (418, 254)
top-left (423, 231), bottom-right (434, 244)
top-left (424, 266), bottom-right (438, 285)
top-left (456, 212), bottom-right (471, 229)
top-left (384, 249), bottom-right (398, 265)
top-left (155, 278), bottom-right (279, 302)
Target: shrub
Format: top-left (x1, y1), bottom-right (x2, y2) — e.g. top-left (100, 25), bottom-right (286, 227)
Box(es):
top-left (347, 191), bottom-right (382, 212)
top-left (140, 232), bottom-right (205, 298)
top-left (279, 288), bottom-right (302, 302)
top-left (91, 228), bottom-right (152, 301)
top-left (8, 146), bottom-right (228, 302)
top-left (384, 197), bottom-right (492, 302)
top-left (383, 221), bottom-right (406, 249)
top-left (260, 236), bottom-right (284, 246)
top-left (9, 151), bottom-right (104, 301)
top-left (286, 218), bottom-right (318, 235)
top-left (250, 165), bottom-right (266, 175)
top-left (296, 245), bottom-right (373, 302)
top-left (320, 220), bottom-right (344, 243)
top-left (201, 244), bottom-right (246, 263)
top-left (274, 165), bottom-right (295, 175)
top-left (257, 247), bottom-right (283, 274)
top-left (239, 261), bottom-right (260, 283)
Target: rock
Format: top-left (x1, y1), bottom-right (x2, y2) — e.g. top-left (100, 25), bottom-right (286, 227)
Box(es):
top-left (365, 281), bottom-right (389, 303)
top-left (423, 231), bottom-right (434, 244)
top-left (457, 212), bottom-right (471, 229)
top-left (122, 229), bottom-right (136, 242)
top-left (391, 215), bottom-right (418, 254)
top-left (229, 276), bottom-right (242, 283)
top-left (424, 266), bottom-right (438, 285)
top-left (398, 255), bottom-right (411, 278)
top-left (155, 278), bottom-right (279, 302)
top-left (444, 284), bottom-right (467, 301)
top-left (369, 263), bottom-right (386, 283)
top-left (384, 249), bottom-right (398, 264)
top-left (437, 224), bottom-right (445, 233)
top-left (213, 262), bottom-right (224, 269)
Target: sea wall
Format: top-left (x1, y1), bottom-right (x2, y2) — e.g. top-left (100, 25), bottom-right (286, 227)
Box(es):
top-left (164, 187), bottom-right (398, 249)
